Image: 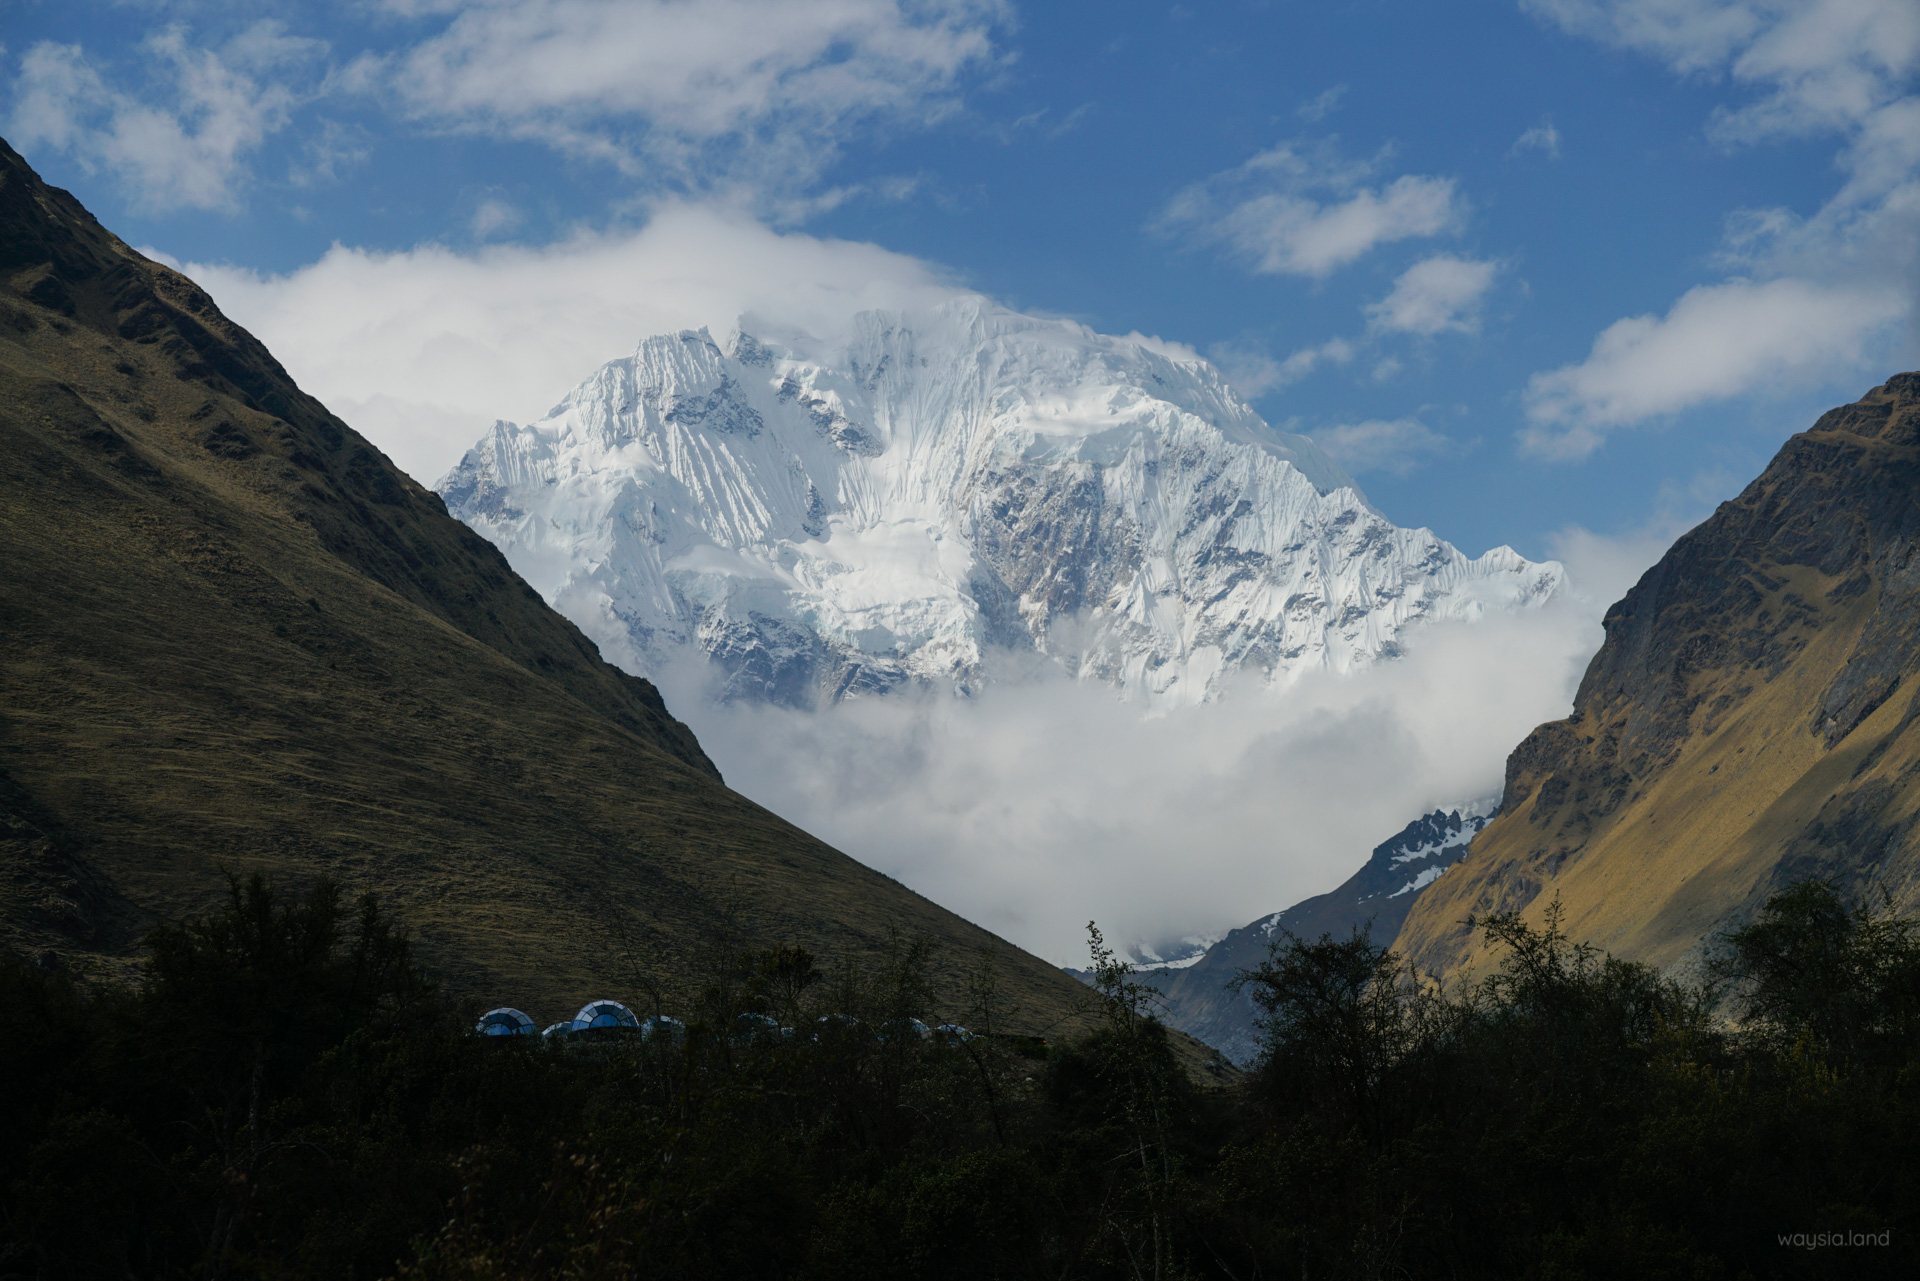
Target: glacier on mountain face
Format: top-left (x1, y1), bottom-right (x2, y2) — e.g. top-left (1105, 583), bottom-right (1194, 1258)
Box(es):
top-left (437, 297), bottom-right (1564, 708)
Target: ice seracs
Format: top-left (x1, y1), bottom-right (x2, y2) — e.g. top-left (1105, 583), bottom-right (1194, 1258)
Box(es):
top-left (438, 297), bottom-right (1563, 707)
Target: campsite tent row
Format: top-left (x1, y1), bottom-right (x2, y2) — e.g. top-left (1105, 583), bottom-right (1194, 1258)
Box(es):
top-left (474, 1003), bottom-right (973, 1043)
top-left (473, 1001), bottom-right (679, 1040)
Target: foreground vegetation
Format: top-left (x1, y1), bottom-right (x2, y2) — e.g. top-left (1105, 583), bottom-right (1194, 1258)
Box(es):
top-left (2, 875), bottom-right (1916, 1279)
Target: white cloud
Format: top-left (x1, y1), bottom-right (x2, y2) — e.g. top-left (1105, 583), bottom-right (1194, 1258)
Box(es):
top-left (288, 117), bottom-right (370, 188)
top-left (1510, 118), bottom-right (1562, 157)
top-left (1526, 0), bottom-right (1918, 142)
top-left (664, 588), bottom-right (1603, 965)
top-left (1309, 417), bottom-right (1456, 476)
top-left (379, 0), bottom-right (1008, 191)
top-left (169, 204), bottom-right (967, 483)
top-left (8, 27), bottom-right (311, 210)
top-left (1161, 141), bottom-right (1467, 278)
top-left (1366, 255), bottom-right (1500, 335)
top-left (1208, 255), bottom-right (1498, 400)
top-left (1296, 84), bottom-right (1347, 122)
top-left (12, 2), bottom-right (1005, 213)
top-left (1520, 276), bottom-right (1907, 458)
top-left (1522, 0), bottom-right (1762, 72)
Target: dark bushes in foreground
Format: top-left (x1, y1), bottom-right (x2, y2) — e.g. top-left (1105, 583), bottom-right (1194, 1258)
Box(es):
top-left (2, 876), bottom-right (1917, 1279)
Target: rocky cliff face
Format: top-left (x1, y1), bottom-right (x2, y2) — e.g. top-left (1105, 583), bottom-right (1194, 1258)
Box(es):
top-left (439, 304), bottom-right (1563, 708)
top-left (1397, 374), bottom-right (1920, 980)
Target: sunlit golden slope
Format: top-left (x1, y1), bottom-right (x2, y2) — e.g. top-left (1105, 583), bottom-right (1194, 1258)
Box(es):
top-left (1397, 374), bottom-right (1920, 980)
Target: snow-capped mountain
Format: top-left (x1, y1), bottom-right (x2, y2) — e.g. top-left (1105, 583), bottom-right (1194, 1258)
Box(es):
top-left (438, 297), bottom-right (1563, 707)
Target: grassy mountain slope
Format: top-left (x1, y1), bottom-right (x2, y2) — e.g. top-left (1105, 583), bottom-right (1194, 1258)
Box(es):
top-left (1397, 374), bottom-right (1920, 980)
top-left (0, 137), bottom-right (1097, 1035)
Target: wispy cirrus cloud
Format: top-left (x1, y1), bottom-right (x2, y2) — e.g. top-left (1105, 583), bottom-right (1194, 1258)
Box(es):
top-left (1296, 84), bottom-right (1347, 123)
top-left (1206, 254), bottom-right (1499, 426)
top-left (1510, 117), bottom-right (1562, 158)
top-left (1310, 416), bottom-right (1458, 477)
top-left (1209, 336), bottom-right (1356, 399)
top-left (1159, 139), bottom-right (1467, 278)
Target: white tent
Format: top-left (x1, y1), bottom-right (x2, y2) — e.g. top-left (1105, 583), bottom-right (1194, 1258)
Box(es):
top-left (573, 999), bottom-right (640, 1031)
top-left (475, 1007), bottom-right (537, 1036)
top-left (640, 1015), bottom-right (686, 1041)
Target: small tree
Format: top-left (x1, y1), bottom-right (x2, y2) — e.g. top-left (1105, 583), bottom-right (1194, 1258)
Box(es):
top-left (1714, 879), bottom-right (1920, 1068)
top-left (1085, 923), bottom-right (1185, 1281)
top-left (140, 872), bottom-right (431, 1278)
top-left (1231, 922), bottom-right (1444, 1146)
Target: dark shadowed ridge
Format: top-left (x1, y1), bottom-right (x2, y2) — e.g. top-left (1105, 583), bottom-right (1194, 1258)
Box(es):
top-left (1103, 807), bottom-right (1489, 1064)
top-left (1398, 373), bottom-right (1920, 982)
top-left (0, 136), bottom-right (1133, 1046)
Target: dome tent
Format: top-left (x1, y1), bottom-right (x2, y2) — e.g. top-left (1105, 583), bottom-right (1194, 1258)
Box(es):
top-left (812, 1013), bottom-right (857, 1039)
top-left (933, 1023), bottom-right (974, 1043)
top-left (475, 1007), bottom-right (537, 1037)
top-left (573, 999), bottom-right (640, 1031)
top-left (540, 1022), bottom-right (572, 1039)
top-left (640, 1015), bottom-right (685, 1042)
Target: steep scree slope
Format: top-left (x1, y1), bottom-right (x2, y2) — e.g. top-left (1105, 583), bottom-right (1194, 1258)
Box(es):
top-left (0, 137), bottom-right (1100, 1036)
top-left (1396, 375), bottom-right (1920, 980)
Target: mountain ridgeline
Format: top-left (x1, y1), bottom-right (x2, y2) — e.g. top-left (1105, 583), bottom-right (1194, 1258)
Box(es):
top-left (1125, 805), bottom-right (1492, 1064)
top-left (1398, 373), bottom-right (1920, 980)
top-left (0, 136), bottom-right (1103, 1037)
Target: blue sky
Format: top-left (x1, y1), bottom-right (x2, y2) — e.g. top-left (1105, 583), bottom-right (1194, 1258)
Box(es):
top-left (5, 0), bottom-right (1916, 569)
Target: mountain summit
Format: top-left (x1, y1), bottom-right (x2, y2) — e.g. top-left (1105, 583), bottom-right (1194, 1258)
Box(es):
top-left (440, 301), bottom-right (1564, 707)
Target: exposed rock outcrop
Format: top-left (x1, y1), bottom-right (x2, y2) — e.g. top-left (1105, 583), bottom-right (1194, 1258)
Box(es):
top-left (1397, 374), bottom-right (1920, 980)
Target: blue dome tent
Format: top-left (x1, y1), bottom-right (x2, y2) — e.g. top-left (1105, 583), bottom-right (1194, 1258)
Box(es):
top-left (877, 1017), bottom-right (933, 1043)
top-left (640, 1015), bottom-right (686, 1042)
top-left (734, 1013), bottom-right (780, 1038)
top-left (812, 1013), bottom-right (857, 1041)
top-left (572, 999), bottom-right (640, 1032)
top-left (474, 1007), bottom-right (537, 1037)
